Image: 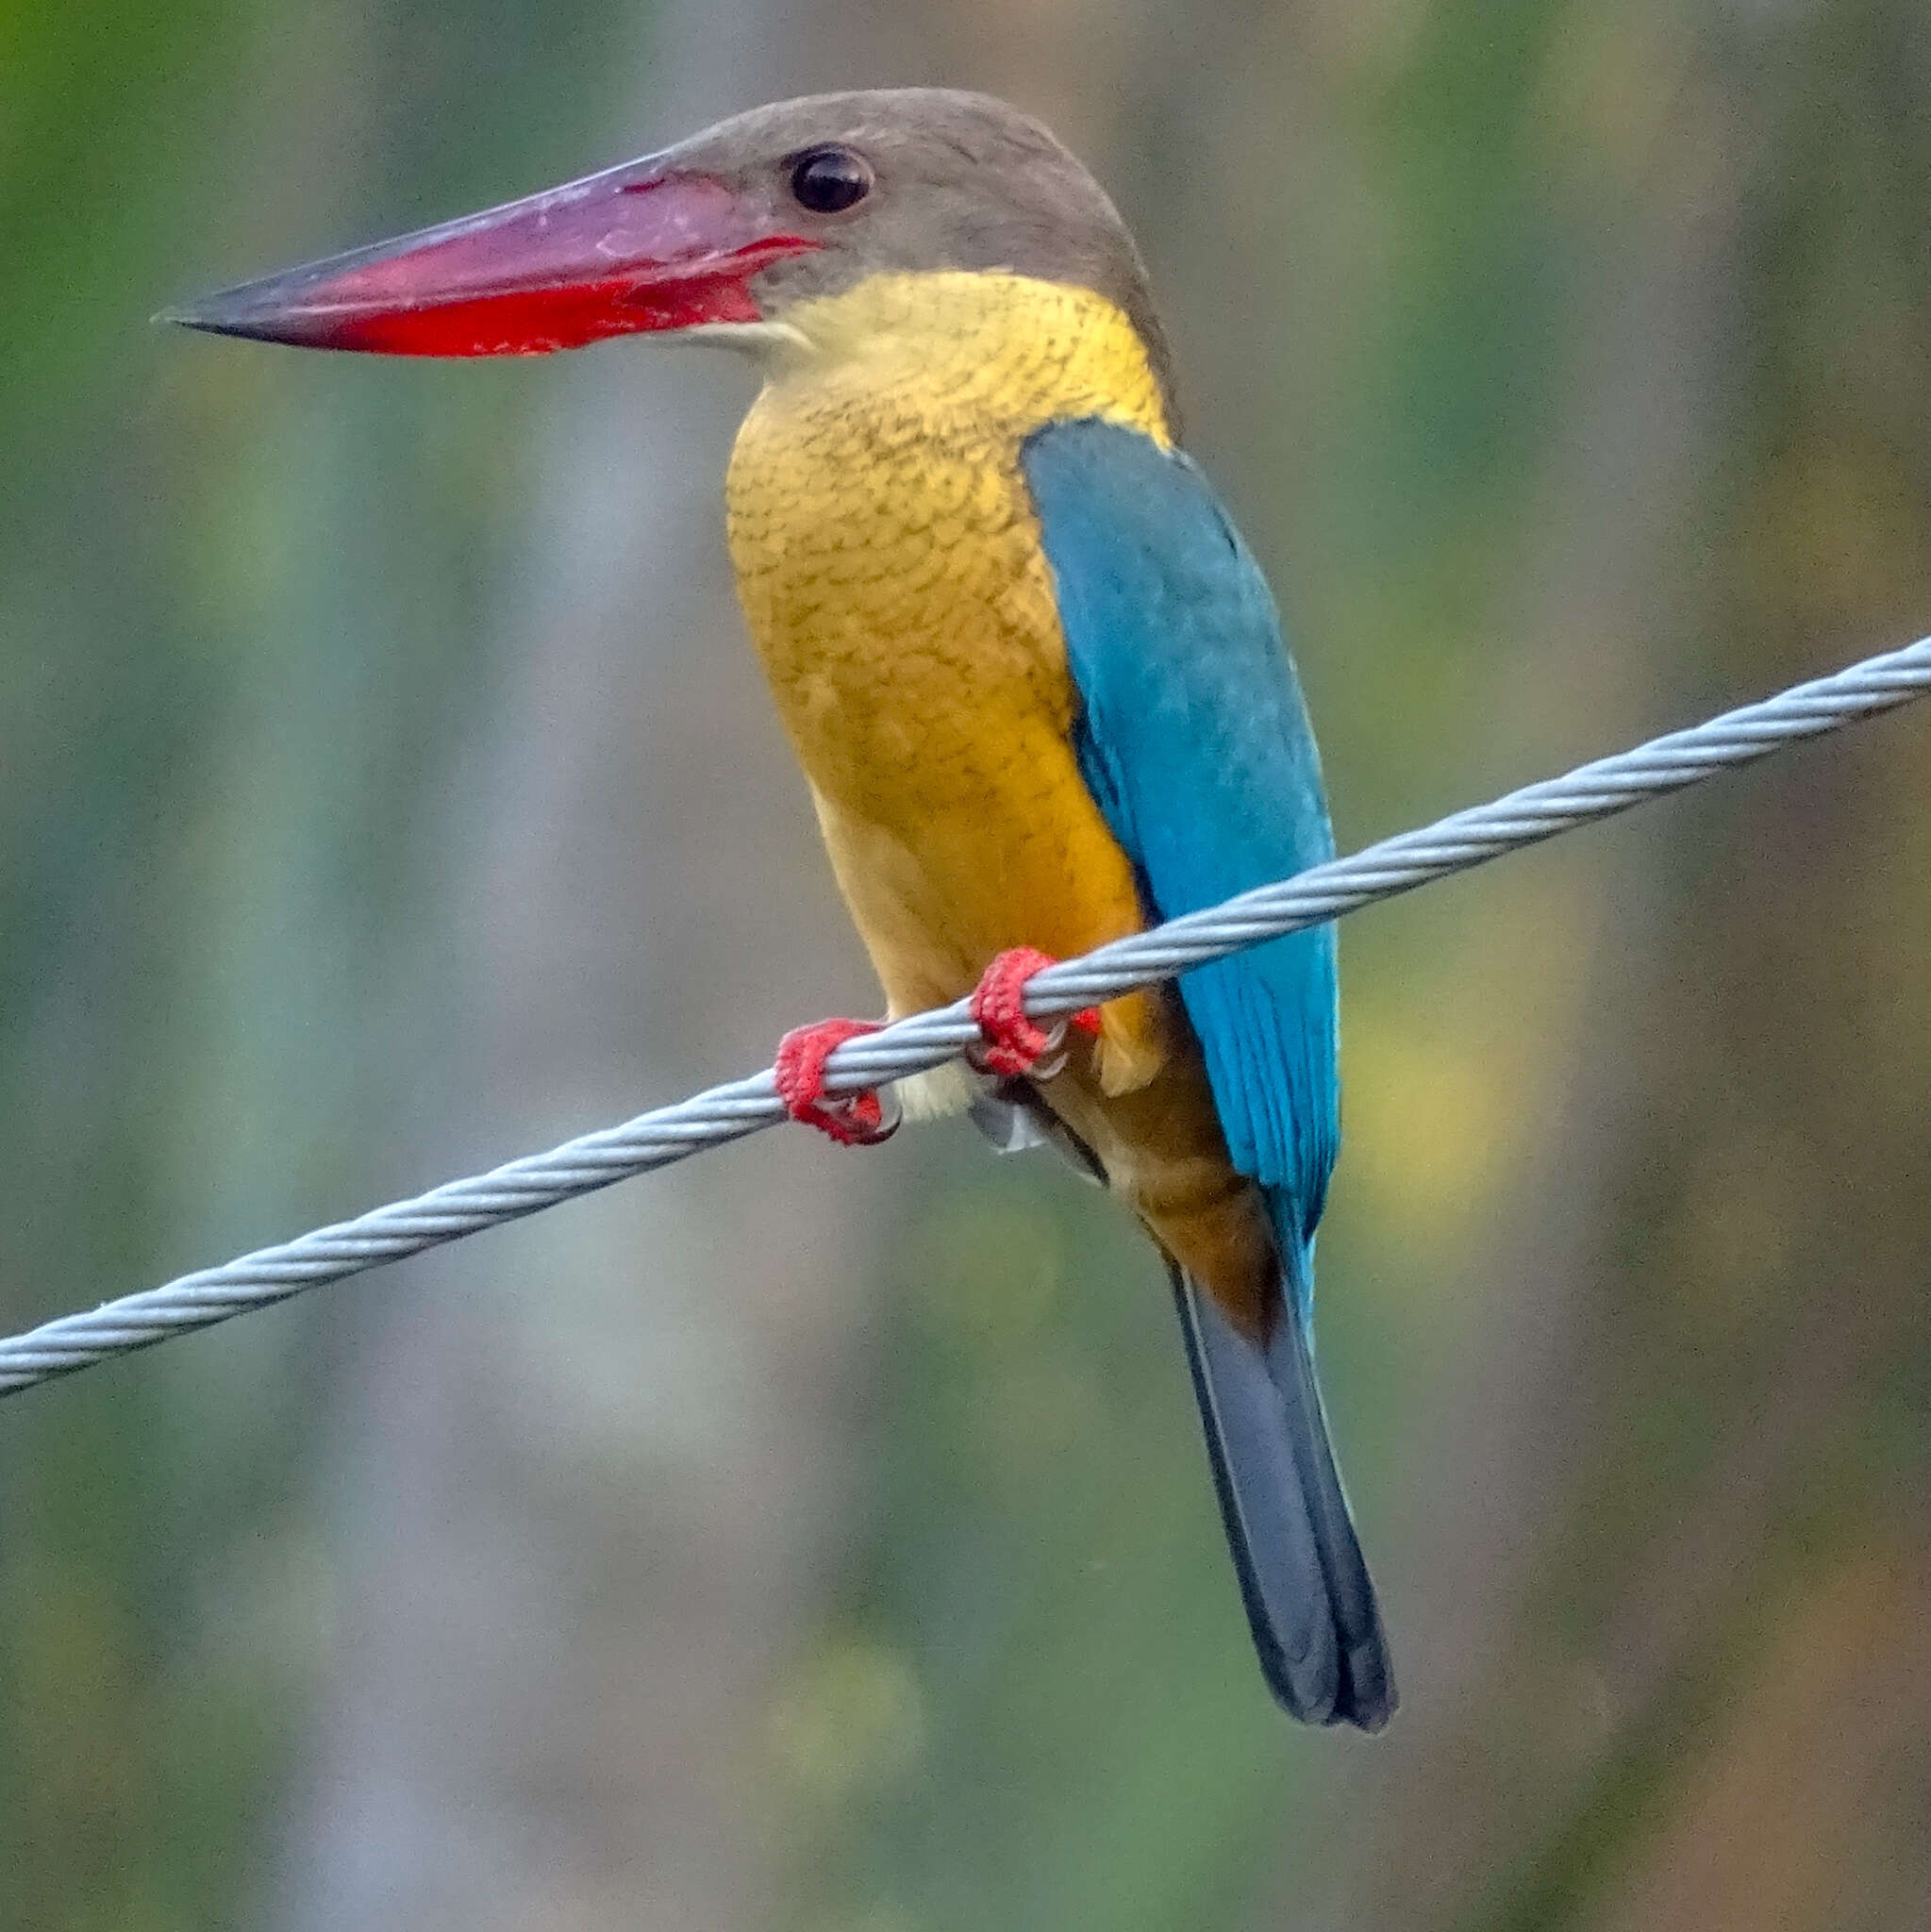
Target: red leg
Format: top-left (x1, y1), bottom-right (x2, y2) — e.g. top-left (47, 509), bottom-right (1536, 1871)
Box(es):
top-left (968, 947), bottom-right (1103, 1079)
top-left (774, 1018), bottom-right (899, 1146)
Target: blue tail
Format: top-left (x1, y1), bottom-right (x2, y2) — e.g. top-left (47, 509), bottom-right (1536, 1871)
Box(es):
top-left (1170, 1261), bottom-right (1394, 1730)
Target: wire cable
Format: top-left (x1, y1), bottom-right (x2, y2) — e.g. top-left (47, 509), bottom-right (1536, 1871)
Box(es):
top-left (4, 631), bottom-right (1929, 1399)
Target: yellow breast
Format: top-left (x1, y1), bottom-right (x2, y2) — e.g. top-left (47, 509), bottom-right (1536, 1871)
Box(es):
top-left (724, 271), bottom-right (1170, 1039)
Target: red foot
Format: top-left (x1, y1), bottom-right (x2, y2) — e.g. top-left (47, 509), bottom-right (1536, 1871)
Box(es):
top-left (968, 947), bottom-right (1103, 1079)
top-left (774, 1018), bottom-right (899, 1146)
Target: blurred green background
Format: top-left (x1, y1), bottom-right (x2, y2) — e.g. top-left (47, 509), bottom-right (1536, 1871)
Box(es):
top-left (5, 1), bottom-right (1930, 1927)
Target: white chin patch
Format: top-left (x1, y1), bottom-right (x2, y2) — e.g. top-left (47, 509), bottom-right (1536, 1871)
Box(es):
top-left (670, 319), bottom-right (810, 357)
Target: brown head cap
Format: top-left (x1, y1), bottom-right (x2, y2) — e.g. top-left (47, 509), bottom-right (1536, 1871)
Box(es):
top-left (667, 89), bottom-right (1176, 414)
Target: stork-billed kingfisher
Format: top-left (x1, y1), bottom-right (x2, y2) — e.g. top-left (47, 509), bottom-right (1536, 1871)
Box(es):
top-left (169, 88), bottom-right (1395, 1730)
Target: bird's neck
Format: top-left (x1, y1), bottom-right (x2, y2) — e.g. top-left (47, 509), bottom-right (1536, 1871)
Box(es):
top-left (736, 271), bottom-right (1172, 448)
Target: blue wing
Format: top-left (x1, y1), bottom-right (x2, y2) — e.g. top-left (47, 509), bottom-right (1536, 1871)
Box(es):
top-left (1024, 421), bottom-right (1391, 1729)
top-left (1021, 418), bottom-right (1339, 1282)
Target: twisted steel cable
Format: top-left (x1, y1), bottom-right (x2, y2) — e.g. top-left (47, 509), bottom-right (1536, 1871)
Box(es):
top-left (4, 631), bottom-right (1929, 1399)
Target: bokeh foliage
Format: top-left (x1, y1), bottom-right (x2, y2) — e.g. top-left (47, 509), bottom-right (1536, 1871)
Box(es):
top-left (5, 1), bottom-right (1930, 1928)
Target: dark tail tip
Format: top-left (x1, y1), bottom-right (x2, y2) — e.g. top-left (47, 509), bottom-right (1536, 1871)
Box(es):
top-left (1173, 1267), bottom-right (1396, 1732)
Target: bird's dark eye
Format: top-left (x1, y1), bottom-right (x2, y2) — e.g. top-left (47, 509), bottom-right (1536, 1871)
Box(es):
top-left (789, 146), bottom-right (874, 214)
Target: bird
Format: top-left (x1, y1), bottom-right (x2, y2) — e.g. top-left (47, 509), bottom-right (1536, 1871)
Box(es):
top-left (166, 87), bottom-right (1395, 1730)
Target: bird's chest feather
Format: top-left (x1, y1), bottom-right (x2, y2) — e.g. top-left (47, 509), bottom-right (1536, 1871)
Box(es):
top-left (727, 395), bottom-right (1069, 821)
top-left (725, 276), bottom-right (1167, 817)
top-left (723, 274), bottom-right (1170, 1010)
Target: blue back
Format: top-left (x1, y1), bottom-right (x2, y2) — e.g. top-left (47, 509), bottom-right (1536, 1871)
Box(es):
top-left (1021, 419), bottom-right (1338, 1297)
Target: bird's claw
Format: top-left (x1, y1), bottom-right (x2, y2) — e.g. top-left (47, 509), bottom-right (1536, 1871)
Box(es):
top-left (774, 1017), bottom-right (901, 1146)
top-left (968, 947), bottom-right (1103, 1079)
